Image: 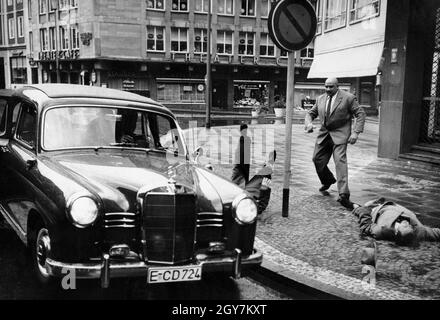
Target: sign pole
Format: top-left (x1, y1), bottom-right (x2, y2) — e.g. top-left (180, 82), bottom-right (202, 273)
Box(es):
top-left (205, 0), bottom-right (212, 129)
top-left (282, 51), bottom-right (295, 217)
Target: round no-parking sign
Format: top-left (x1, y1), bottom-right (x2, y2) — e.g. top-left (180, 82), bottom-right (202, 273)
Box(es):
top-left (268, 0), bottom-right (317, 52)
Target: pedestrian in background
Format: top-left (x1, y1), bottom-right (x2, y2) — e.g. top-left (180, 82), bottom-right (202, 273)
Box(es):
top-left (304, 77), bottom-right (366, 210)
top-left (231, 123), bottom-right (251, 187)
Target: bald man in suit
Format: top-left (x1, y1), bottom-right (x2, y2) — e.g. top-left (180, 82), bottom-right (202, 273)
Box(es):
top-left (304, 78), bottom-right (366, 209)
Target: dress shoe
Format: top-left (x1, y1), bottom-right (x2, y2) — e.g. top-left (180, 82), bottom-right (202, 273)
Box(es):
top-left (337, 196), bottom-right (354, 210)
top-left (319, 180), bottom-right (336, 192)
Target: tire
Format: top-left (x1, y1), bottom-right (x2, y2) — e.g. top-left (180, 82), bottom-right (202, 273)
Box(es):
top-left (28, 223), bottom-right (56, 287)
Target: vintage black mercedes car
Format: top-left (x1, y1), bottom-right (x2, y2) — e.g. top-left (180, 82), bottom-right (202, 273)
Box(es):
top-left (0, 84), bottom-right (261, 288)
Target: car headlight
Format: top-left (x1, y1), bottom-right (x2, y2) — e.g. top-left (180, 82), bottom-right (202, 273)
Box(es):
top-left (232, 194), bottom-right (258, 225)
top-left (67, 194), bottom-right (99, 228)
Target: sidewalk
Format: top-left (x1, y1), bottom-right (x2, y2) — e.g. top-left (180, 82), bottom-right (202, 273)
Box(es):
top-left (191, 120), bottom-right (440, 300)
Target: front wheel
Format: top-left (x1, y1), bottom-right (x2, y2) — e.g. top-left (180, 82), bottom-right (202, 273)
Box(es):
top-left (29, 225), bottom-right (56, 286)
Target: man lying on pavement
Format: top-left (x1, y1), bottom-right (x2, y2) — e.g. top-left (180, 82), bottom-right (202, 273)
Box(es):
top-left (352, 198), bottom-right (440, 246)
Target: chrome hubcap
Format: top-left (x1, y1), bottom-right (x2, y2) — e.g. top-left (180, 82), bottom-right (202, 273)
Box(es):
top-left (36, 228), bottom-right (51, 277)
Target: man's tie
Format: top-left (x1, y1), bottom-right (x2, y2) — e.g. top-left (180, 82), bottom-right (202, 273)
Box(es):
top-left (325, 94), bottom-right (333, 126)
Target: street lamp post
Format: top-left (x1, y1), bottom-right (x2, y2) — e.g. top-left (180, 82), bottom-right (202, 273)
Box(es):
top-left (50, 0), bottom-right (61, 83)
top-left (205, 0), bottom-right (212, 129)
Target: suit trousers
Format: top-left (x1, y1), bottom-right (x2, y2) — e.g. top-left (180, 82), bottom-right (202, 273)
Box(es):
top-left (312, 134), bottom-right (350, 197)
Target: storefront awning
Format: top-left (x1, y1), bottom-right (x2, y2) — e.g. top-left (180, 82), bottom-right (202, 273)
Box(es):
top-left (307, 41), bottom-right (384, 79)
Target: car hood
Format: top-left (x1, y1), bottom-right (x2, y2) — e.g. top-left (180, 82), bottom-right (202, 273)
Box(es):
top-left (45, 150), bottom-right (240, 213)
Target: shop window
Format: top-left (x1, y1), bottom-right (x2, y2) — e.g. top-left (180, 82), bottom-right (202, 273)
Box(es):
top-left (261, 0), bottom-right (275, 18)
top-left (147, 0), bottom-right (164, 10)
top-left (349, 0), bottom-right (379, 23)
top-left (10, 56), bottom-right (28, 84)
top-left (195, 0), bottom-right (209, 13)
top-left (40, 28), bottom-right (48, 51)
top-left (238, 32), bottom-right (254, 56)
top-left (171, 27), bottom-right (188, 52)
top-left (71, 25), bottom-right (79, 49)
top-left (194, 29), bottom-right (207, 53)
top-left (147, 26), bottom-right (165, 51)
top-left (217, 0), bottom-right (233, 15)
top-left (260, 33), bottom-right (275, 57)
top-left (8, 17), bottom-right (15, 39)
top-left (157, 83), bottom-right (205, 103)
top-left (240, 0), bottom-right (255, 16)
top-left (216, 30), bottom-right (233, 55)
top-left (171, 0), bottom-right (188, 11)
top-left (324, 0), bottom-right (347, 31)
top-left (39, 0), bottom-right (47, 14)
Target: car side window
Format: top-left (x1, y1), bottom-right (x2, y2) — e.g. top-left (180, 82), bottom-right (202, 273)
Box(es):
top-left (0, 99), bottom-right (6, 135)
top-left (15, 104), bottom-right (37, 148)
top-left (11, 102), bottom-right (21, 134)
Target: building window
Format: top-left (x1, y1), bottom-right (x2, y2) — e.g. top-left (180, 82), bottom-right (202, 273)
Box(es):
top-left (313, 0), bottom-right (322, 34)
top-left (28, 0), bottom-right (32, 18)
top-left (17, 0), bottom-right (23, 4)
top-left (60, 26), bottom-right (69, 49)
top-left (7, 0), bottom-right (13, 6)
top-left (238, 32), bottom-right (254, 55)
top-left (39, 0), bottom-right (46, 14)
top-left (280, 49), bottom-right (288, 57)
top-left (70, 0), bottom-right (78, 7)
top-left (194, 28), bottom-right (207, 53)
top-left (195, 0), bottom-right (209, 13)
top-left (147, 26), bottom-right (165, 51)
top-left (71, 25), bottom-right (79, 49)
top-left (40, 28), bottom-right (48, 51)
top-left (49, 27), bottom-right (55, 50)
top-left (17, 16), bottom-right (24, 37)
top-left (29, 31), bottom-right (33, 51)
top-left (10, 56), bottom-right (28, 84)
top-left (157, 83), bottom-right (205, 103)
top-left (146, 0), bottom-right (164, 10)
top-left (349, 0), bottom-right (379, 22)
top-left (261, 0), bottom-right (274, 18)
top-left (324, 0), bottom-right (347, 31)
top-left (260, 33), bottom-right (275, 57)
top-left (171, 0), bottom-right (188, 11)
top-left (216, 30), bottom-right (233, 55)
top-left (217, 0), bottom-right (233, 15)
top-left (240, 0), bottom-right (255, 16)
top-left (300, 47), bottom-right (314, 58)
top-left (8, 18), bottom-right (15, 39)
top-left (59, 0), bottom-right (68, 10)
top-left (171, 27), bottom-right (188, 52)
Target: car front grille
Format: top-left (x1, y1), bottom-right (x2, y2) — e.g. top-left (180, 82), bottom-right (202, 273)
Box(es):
top-left (142, 192), bottom-right (196, 264)
top-left (103, 212), bottom-right (138, 247)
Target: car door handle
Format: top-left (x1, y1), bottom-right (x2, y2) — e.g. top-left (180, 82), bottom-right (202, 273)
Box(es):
top-left (26, 159), bottom-right (37, 170)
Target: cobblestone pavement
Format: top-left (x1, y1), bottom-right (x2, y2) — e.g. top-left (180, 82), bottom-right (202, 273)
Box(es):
top-left (185, 119), bottom-right (440, 300)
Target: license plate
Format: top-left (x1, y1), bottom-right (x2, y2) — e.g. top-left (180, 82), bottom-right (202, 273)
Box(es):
top-left (147, 266), bottom-right (202, 283)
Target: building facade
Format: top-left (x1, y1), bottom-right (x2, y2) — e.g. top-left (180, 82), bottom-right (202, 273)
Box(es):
top-left (0, 0), bottom-right (31, 89)
top-left (307, 0), bottom-right (386, 114)
top-left (24, 0), bottom-right (320, 111)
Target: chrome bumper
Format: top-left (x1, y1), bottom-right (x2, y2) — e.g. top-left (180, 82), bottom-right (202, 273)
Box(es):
top-left (45, 249), bottom-right (262, 287)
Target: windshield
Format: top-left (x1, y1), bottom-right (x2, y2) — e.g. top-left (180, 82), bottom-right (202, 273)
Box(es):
top-left (43, 106), bottom-right (186, 155)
